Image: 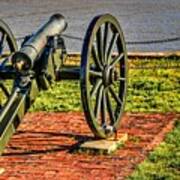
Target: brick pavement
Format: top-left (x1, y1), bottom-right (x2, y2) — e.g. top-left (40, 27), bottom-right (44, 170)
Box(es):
top-left (0, 112), bottom-right (179, 179)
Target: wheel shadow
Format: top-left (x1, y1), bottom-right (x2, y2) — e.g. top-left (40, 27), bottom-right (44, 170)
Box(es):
top-left (2, 130), bottom-right (95, 156)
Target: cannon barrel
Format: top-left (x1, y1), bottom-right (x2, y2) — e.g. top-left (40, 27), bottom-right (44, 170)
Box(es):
top-left (12, 14), bottom-right (67, 71)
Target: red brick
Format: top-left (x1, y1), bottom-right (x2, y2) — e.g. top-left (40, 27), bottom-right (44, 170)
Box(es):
top-left (0, 112), bottom-right (178, 179)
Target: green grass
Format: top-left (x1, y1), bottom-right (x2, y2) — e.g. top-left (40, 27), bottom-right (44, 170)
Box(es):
top-left (126, 67), bottom-right (180, 112)
top-left (30, 58), bottom-right (180, 113)
top-left (128, 120), bottom-right (180, 180)
top-left (30, 80), bottom-right (81, 112)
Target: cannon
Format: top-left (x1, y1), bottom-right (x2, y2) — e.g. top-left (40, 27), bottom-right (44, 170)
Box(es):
top-left (0, 13), bottom-right (127, 154)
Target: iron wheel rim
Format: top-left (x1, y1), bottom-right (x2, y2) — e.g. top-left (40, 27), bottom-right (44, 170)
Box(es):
top-left (0, 19), bottom-right (18, 110)
top-left (81, 14), bottom-right (128, 138)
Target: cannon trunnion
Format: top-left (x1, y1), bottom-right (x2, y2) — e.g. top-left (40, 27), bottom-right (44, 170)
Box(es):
top-left (0, 13), bottom-right (127, 154)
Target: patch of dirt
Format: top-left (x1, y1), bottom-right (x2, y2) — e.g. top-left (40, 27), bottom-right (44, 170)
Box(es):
top-left (0, 112), bottom-right (179, 179)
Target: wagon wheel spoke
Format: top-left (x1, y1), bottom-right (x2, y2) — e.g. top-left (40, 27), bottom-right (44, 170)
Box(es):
top-left (90, 79), bottom-right (102, 97)
top-left (92, 44), bottom-right (103, 70)
top-left (106, 90), bottom-right (115, 124)
top-left (103, 22), bottom-right (110, 63)
top-left (94, 85), bottom-right (103, 119)
top-left (101, 88), bottom-right (107, 125)
top-left (89, 70), bottom-right (102, 78)
top-left (96, 27), bottom-right (104, 66)
top-left (110, 53), bottom-right (124, 68)
top-left (109, 85), bottom-right (122, 106)
top-left (106, 33), bottom-right (119, 65)
top-left (0, 33), bottom-right (7, 54)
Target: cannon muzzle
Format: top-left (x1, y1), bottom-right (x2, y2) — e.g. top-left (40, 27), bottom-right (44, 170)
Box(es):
top-left (12, 14), bottom-right (67, 71)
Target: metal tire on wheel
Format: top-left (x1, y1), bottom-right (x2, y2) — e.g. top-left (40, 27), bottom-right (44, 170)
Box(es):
top-left (0, 19), bottom-right (18, 113)
top-left (0, 20), bottom-right (17, 55)
top-left (80, 14), bottom-right (128, 139)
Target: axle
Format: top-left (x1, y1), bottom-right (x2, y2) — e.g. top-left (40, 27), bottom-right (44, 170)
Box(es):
top-left (57, 66), bottom-right (80, 80)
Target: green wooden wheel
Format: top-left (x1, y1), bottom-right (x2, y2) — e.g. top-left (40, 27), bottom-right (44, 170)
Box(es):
top-left (0, 19), bottom-right (17, 57)
top-left (80, 14), bottom-right (128, 139)
top-left (0, 19), bottom-right (18, 109)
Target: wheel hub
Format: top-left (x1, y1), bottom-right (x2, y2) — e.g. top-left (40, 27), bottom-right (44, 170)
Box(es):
top-left (103, 66), bottom-right (118, 87)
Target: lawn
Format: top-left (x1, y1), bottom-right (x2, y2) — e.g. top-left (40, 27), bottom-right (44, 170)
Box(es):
top-left (30, 57), bottom-right (180, 113)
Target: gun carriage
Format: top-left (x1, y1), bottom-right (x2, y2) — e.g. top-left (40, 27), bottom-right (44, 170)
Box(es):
top-left (0, 13), bottom-right (127, 154)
